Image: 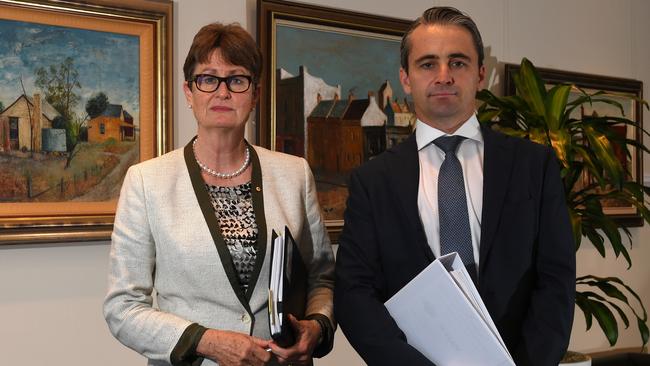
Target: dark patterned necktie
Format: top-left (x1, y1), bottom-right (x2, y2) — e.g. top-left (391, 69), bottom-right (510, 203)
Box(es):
top-left (434, 135), bottom-right (477, 282)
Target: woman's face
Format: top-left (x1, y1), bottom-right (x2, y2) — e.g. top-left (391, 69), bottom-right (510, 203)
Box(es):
top-left (183, 49), bottom-right (258, 132)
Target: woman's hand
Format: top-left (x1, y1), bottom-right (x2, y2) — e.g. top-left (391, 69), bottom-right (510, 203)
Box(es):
top-left (197, 329), bottom-right (272, 366)
top-left (269, 314), bottom-right (322, 365)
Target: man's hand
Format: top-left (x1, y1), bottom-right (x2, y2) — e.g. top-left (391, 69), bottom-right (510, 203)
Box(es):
top-left (269, 315), bottom-right (322, 365)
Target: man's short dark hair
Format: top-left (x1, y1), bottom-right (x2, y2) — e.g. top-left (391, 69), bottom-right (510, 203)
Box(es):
top-left (400, 7), bottom-right (484, 72)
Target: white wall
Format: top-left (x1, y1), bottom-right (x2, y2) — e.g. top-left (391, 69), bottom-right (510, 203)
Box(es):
top-left (1, 0), bottom-right (648, 365)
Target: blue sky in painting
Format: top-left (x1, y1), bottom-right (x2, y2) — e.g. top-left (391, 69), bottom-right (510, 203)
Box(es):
top-left (0, 19), bottom-right (140, 125)
top-left (276, 24), bottom-right (407, 102)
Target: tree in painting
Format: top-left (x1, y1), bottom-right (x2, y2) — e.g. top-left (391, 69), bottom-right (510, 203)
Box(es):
top-left (35, 57), bottom-right (81, 123)
top-left (86, 92), bottom-right (109, 119)
top-left (35, 57), bottom-right (86, 168)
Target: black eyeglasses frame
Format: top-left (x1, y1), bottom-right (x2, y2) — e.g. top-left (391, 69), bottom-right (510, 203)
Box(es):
top-left (189, 74), bottom-right (253, 93)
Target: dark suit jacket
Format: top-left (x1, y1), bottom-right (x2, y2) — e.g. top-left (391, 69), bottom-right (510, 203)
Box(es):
top-left (334, 125), bottom-right (576, 366)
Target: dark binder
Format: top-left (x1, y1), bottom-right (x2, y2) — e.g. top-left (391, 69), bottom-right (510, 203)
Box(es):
top-left (268, 226), bottom-right (307, 347)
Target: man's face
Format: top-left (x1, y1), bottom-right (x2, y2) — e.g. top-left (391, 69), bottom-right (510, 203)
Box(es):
top-left (400, 24), bottom-right (485, 132)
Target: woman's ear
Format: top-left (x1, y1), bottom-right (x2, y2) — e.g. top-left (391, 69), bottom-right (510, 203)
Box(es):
top-left (183, 81), bottom-right (193, 108)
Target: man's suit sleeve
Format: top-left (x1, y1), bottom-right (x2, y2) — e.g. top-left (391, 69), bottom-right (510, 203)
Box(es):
top-left (514, 147), bottom-right (576, 365)
top-left (334, 169), bottom-right (434, 366)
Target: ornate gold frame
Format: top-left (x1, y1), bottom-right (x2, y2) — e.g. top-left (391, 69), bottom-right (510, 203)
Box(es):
top-left (0, 0), bottom-right (173, 244)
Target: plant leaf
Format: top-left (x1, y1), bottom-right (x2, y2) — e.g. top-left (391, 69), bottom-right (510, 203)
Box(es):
top-left (576, 292), bottom-right (594, 330)
top-left (579, 275), bottom-right (648, 321)
top-left (589, 299), bottom-right (619, 346)
top-left (583, 124), bottom-right (625, 188)
top-left (639, 318), bottom-right (650, 347)
top-left (514, 58), bottom-right (547, 117)
top-left (568, 208), bottom-right (582, 249)
top-left (545, 84), bottom-right (571, 130)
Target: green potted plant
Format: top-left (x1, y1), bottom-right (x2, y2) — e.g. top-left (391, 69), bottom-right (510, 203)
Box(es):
top-left (476, 58), bottom-right (650, 360)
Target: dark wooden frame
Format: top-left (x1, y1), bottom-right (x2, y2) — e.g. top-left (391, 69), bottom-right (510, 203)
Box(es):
top-left (504, 64), bottom-right (644, 227)
top-left (0, 0), bottom-right (173, 244)
top-left (257, 0), bottom-right (410, 241)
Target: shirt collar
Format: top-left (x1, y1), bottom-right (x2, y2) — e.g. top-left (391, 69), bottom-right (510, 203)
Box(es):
top-left (415, 114), bottom-right (483, 151)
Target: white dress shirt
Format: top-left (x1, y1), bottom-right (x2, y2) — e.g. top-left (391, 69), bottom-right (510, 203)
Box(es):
top-left (416, 115), bottom-right (484, 271)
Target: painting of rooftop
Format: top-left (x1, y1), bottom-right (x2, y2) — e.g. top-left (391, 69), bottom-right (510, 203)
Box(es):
top-left (274, 20), bottom-right (413, 220)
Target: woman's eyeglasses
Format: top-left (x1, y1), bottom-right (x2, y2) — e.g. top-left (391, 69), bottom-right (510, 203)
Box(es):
top-left (190, 74), bottom-right (252, 93)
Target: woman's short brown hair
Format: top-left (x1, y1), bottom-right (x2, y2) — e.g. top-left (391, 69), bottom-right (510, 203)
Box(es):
top-left (183, 22), bottom-right (262, 87)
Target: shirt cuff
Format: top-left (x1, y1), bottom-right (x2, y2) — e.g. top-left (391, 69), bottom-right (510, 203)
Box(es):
top-left (170, 323), bottom-right (208, 366)
top-left (305, 313), bottom-right (334, 358)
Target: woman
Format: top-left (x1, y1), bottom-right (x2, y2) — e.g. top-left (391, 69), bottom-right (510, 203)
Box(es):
top-left (103, 23), bottom-right (335, 366)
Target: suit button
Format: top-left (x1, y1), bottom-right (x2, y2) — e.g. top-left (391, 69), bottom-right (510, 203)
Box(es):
top-left (241, 313), bottom-right (251, 323)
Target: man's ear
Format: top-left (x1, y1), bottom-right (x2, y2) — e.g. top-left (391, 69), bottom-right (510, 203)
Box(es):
top-left (399, 67), bottom-right (412, 95)
top-left (478, 64), bottom-right (487, 89)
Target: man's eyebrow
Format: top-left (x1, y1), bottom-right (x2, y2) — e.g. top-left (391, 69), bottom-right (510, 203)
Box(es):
top-left (448, 52), bottom-right (472, 61)
top-left (413, 53), bottom-right (472, 64)
top-left (413, 54), bottom-right (439, 64)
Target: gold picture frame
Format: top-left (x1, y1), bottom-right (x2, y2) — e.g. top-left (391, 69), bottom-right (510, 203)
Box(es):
top-left (257, 0), bottom-right (411, 242)
top-left (0, 0), bottom-right (173, 244)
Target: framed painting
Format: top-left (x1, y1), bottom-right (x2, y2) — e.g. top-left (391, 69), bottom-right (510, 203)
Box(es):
top-left (504, 64), bottom-right (644, 227)
top-left (0, 0), bottom-right (173, 244)
top-left (257, 0), bottom-right (411, 241)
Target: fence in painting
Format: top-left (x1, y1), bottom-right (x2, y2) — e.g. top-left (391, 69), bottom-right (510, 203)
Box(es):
top-left (24, 164), bottom-right (106, 200)
top-left (0, 159), bottom-right (115, 203)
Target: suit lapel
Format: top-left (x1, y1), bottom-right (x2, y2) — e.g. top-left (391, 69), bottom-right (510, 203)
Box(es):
top-left (479, 126), bottom-right (515, 276)
top-left (183, 138), bottom-right (252, 315)
top-left (245, 146), bottom-right (267, 302)
top-left (388, 134), bottom-right (434, 261)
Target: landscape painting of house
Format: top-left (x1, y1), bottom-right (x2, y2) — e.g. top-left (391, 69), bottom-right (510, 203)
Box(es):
top-left (0, 18), bottom-right (140, 204)
top-left (275, 21), bottom-right (414, 220)
top-left (87, 104), bottom-right (136, 144)
top-left (0, 93), bottom-right (62, 153)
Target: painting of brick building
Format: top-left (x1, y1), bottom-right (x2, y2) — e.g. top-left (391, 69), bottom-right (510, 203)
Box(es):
top-left (274, 21), bottom-right (413, 220)
top-left (87, 104), bottom-right (135, 144)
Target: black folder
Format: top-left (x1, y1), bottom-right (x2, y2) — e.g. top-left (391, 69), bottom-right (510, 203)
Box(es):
top-left (268, 226), bottom-right (307, 347)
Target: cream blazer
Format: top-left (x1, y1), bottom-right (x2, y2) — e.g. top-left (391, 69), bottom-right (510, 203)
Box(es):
top-left (103, 142), bottom-right (335, 365)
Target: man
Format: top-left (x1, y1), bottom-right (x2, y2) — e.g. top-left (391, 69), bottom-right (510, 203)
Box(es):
top-left (334, 6), bottom-right (575, 366)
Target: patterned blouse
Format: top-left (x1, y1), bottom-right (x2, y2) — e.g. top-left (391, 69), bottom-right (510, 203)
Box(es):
top-left (206, 182), bottom-right (258, 293)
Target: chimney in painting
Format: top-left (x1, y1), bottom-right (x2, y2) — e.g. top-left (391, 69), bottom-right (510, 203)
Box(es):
top-left (32, 93), bottom-right (43, 153)
top-left (378, 80), bottom-right (392, 110)
top-left (0, 116), bottom-right (8, 152)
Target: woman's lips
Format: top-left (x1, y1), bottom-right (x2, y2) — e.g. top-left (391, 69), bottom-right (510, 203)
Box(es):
top-left (210, 106), bottom-right (233, 111)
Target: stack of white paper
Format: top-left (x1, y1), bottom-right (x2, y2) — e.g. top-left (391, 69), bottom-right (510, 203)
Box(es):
top-left (269, 232), bottom-right (285, 335)
top-left (385, 252), bottom-right (515, 366)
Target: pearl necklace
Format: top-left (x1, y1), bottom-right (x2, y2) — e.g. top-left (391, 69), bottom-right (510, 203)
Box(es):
top-left (193, 139), bottom-right (250, 179)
